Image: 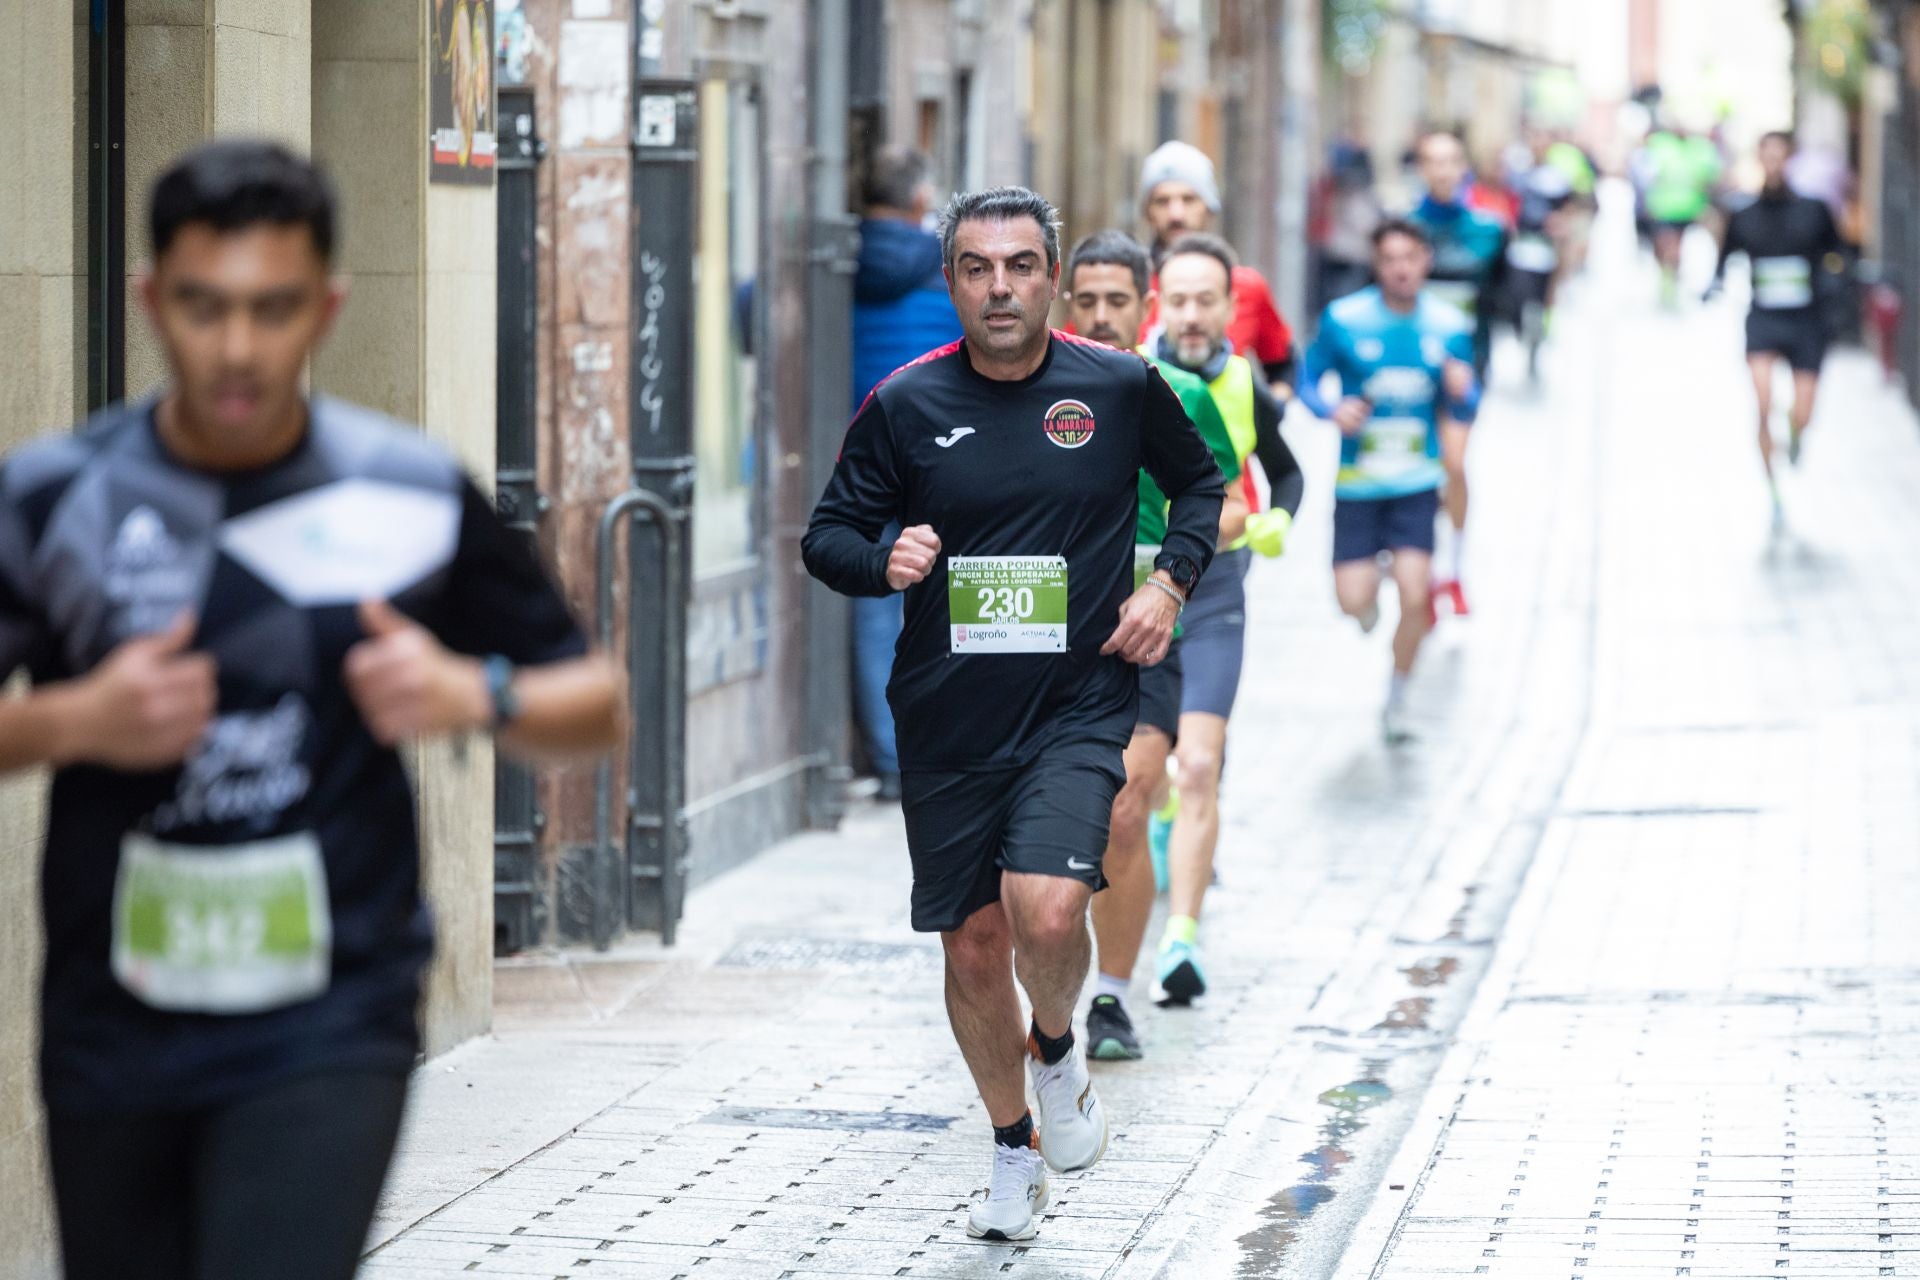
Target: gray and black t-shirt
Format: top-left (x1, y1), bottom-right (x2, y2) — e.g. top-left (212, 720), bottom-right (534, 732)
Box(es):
top-left (0, 396), bottom-right (587, 1115)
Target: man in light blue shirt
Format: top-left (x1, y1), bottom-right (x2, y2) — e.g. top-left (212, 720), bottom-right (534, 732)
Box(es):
top-left (1297, 219), bottom-right (1479, 742)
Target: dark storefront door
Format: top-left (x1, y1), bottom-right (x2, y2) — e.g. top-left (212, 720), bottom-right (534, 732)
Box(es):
top-left (493, 87), bottom-right (545, 953)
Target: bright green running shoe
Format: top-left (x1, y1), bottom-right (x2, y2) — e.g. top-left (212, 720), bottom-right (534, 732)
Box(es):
top-left (1147, 789), bottom-right (1177, 893)
top-left (1153, 938), bottom-right (1206, 1006)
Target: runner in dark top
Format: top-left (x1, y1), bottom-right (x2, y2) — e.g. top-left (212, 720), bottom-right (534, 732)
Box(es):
top-left (1708, 130), bottom-right (1845, 524)
top-left (0, 139), bottom-right (620, 1280)
top-left (803, 187), bottom-right (1224, 1243)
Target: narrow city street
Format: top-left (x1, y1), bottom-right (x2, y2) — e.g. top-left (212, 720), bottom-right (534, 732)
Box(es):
top-left (361, 211), bottom-right (1920, 1280)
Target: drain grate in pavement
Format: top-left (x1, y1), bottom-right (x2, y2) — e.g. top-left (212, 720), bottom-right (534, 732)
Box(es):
top-left (716, 935), bottom-right (944, 973)
top-left (1511, 990), bottom-right (1814, 1007)
top-left (702, 1106), bottom-right (956, 1133)
top-left (1559, 805), bottom-right (1766, 818)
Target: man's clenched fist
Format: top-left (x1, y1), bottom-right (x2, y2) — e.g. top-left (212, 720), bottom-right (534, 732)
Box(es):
top-left (344, 599), bottom-right (489, 747)
top-left (1332, 396), bottom-right (1373, 436)
top-left (1102, 572), bottom-right (1182, 667)
top-left (68, 611), bottom-right (218, 770)
top-left (886, 525), bottom-right (942, 591)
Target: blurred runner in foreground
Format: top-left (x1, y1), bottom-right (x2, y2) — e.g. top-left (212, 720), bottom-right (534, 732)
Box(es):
top-left (0, 139), bottom-right (621, 1280)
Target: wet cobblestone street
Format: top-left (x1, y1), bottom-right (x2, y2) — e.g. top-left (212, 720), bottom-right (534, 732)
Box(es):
top-left (366, 216), bottom-right (1920, 1279)
top-left (1345, 246), bottom-right (1920, 1278)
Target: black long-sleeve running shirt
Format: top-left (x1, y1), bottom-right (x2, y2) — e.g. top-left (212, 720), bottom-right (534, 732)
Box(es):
top-left (1715, 190), bottom-right (1842, 314)
top-left (804, 332), bottom-right (1226, 772)
top-left (1248, 377), bottom-right (1306, 518)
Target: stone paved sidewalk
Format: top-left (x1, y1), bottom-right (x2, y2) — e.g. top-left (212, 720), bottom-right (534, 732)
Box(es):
top-left (1338, 248), bottom-right (1920, 1276)
top-left (363, 313), bottom-right (1593, 1280)
top-left (362, 203), bottom-right (1920, 1280)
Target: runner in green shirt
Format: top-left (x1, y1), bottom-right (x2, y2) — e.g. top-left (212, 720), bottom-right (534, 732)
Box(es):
top-left (1642, 126), bottom-right (1723, 307)
top-left (1134, 370), bottom-right (1240, 548)
top-left (1064, 230), bottom-right (1245, 1062)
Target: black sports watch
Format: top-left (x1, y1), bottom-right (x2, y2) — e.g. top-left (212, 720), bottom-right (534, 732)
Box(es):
top-left (1156, 554), bottom-right (1200, 599)
top-left (483, 655), bottom-right (522, 729)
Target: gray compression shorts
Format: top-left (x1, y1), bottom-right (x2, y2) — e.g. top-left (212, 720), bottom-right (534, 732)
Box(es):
top-left (1177, 546), bottom-right (1249, 720)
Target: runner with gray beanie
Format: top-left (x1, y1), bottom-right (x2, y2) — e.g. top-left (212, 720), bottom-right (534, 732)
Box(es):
top-left (1137, 141), bottom-right (1297, 397)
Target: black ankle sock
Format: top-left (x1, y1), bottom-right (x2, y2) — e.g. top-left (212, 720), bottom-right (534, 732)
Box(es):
top-left (993, 1111), bottom-right (1034, 1150)
top-left (1030, 1019), bottom-right (1074, 1066)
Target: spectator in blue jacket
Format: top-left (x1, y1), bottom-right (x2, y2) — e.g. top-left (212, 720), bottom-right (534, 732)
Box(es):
top-left (850, 148), bottom-right (962, 801)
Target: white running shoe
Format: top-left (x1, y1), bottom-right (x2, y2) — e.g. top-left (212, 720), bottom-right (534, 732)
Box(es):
top-left (966, 1139), bottom-right (1049, 1241)
top-left (1381, 698), bottom-right (1415, 745)
top-left (1029, 1038), bottom-right (1110, 1172)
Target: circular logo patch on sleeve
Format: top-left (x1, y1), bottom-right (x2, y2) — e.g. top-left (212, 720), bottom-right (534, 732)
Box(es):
top-left (1042, 399), bottom-right (1097, 449)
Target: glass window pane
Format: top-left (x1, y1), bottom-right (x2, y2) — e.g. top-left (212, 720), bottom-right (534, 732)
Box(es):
top-left (692, 78), bottom-right (761, 577)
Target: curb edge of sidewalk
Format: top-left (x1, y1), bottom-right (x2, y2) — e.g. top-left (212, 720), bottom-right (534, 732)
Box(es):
top-left (1326, 806), bottom-right (1584, 1280)
top-left (1326, 209), bottom-right (1628, 1280)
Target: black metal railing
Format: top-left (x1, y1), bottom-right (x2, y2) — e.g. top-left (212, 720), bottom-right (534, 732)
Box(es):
top-left (594, 484), bottom-right (690, 948)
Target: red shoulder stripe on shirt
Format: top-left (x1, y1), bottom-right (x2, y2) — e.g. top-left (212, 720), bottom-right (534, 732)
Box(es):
top-left (855, 338), bottom-right (966, 414)
top-left (840, 338), bottom-right (967, 459)
top-left (1050, 327), bottom-right (1126, 353)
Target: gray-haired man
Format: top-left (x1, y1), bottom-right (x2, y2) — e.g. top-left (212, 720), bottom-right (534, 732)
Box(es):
top-left (804, 186), bottom-right (1225, 1241)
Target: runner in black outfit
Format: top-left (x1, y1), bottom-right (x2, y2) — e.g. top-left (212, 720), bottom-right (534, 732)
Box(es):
top-left (803, 187), bottom-right (1224, 1242)
top-left (1708, 130), bottom-right (1844, 516)
top-left (0, 140), bottom-right (621, 1280)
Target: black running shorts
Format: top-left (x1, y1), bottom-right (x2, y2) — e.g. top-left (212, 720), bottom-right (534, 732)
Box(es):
top-left (48, 1070), bottom-right (409, 1280)
top-left (1747, 309), bottom-right (1827, 373)
top-left (900, 740), bottom-right (1126, 933)
top-left (1332, 487), bottom-right (1442, 564)
top-left (1136, 638), bottom-right (1182, 743)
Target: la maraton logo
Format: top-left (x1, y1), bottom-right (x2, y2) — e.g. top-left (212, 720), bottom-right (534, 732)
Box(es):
top-left (1042, 399), bottom-right (1096, 449)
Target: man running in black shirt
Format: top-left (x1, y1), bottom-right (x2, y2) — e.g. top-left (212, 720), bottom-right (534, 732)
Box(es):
top-left (804, 187), bottom-right (1225, 1242)
top-left (1709, 130), bottom-right (1845, 524)
top-left (0, 140), bottom-right (621, 1280)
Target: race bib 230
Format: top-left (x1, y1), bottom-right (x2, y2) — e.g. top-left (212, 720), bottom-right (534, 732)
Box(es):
top-left (947, 555), bottom-right (1068, 654)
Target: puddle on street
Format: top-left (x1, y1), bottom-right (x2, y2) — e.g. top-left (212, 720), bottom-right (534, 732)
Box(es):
top-left (1443, 886), bottom-right (1481, 940)
top-left (1402, 956), bottom-right (1461, 988)
top-left (1371, 955), bottom-right (1463, 1030)
top-left (1235, 1061), bottom-right (1394, 1278)
top-left (1373, 996), bottom-right (1434, 1032)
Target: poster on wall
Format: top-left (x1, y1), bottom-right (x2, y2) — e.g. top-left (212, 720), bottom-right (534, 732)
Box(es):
top-left (429, 0), bottom-right (496, 184)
